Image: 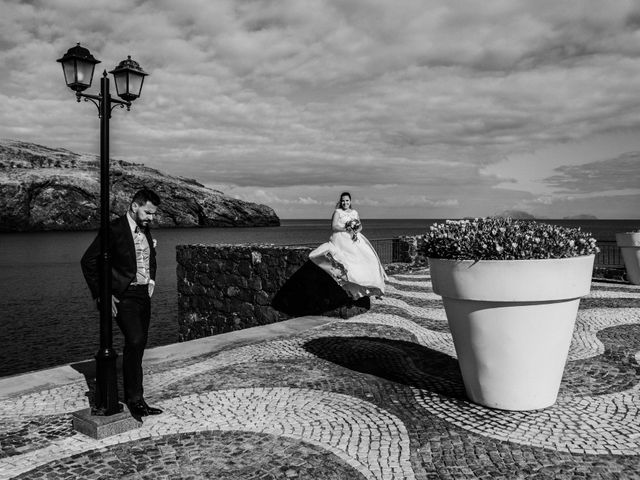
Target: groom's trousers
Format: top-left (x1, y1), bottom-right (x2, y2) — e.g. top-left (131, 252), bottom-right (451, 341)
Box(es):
top-left (114, 284), bottom-right (151, 404)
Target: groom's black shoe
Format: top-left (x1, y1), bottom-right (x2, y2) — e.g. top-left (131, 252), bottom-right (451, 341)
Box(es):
top-left (128, 400), bottom-right (163, 416)
top-left (141, 399), bottom-right (163, 415)
top-left (127, 401), bottom-right (148, 416)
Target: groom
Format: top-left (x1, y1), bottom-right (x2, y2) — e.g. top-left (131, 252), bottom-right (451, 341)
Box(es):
top-left (81, 188), bottom-right (163, 417)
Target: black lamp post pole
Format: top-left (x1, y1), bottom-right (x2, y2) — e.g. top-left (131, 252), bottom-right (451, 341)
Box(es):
top-left (72, 71), bottom-right (131, 416)
top-left (58, 45), bottom-right (146, 417)
top-left (94, 70), bottom-right (121, 416)
top-left (71, 74), bottom-right (132, 416)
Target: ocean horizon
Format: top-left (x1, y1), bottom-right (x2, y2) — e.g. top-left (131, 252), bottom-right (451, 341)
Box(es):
top-left (1, 217), bottom-right (638, 377)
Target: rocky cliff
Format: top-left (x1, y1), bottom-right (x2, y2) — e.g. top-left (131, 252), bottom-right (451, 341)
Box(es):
top-left (0, 140), bottom-right (280, 231)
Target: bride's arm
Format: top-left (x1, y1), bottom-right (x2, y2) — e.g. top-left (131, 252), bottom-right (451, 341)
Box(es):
top-left (331, 210), bottom-right (346, 232)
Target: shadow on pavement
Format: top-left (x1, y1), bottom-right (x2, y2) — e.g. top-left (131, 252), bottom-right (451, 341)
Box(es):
top-left (272, 260), bottom-right (370, 318)
top-left (70, 356), bottom-right (128, 409)
top-left (303, 336), bottom-right (466, 398)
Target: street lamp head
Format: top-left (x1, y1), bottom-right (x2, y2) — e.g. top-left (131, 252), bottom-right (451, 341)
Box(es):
top-left (109, 56), bottom-right (149, 102)
top-left (56, 43), bottom-right (100, 92)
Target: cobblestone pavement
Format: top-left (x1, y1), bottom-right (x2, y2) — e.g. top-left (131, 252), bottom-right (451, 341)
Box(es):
top-left (1, 270), bottom-right (639, 479)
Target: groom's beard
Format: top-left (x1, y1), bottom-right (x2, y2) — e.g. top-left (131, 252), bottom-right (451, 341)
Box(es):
top-left (134, 214), bottom-right (150, 229)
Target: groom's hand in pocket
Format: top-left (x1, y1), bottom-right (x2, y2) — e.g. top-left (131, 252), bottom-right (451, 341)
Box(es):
top-left (111, 296), bottom-right (119, 316)
top-left (95, 296), bottom-right (120, 316)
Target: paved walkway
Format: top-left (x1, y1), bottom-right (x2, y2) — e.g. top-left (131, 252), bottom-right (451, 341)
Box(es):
top-left (1, 270), bottom-right (640, 479)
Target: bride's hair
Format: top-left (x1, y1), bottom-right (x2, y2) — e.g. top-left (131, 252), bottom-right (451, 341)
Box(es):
top-left (336, 191), bottom-right (351, 209)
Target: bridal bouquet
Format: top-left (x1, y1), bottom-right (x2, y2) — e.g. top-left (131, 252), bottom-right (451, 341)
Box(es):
top-left (345, 218), bottom-right (361, 241)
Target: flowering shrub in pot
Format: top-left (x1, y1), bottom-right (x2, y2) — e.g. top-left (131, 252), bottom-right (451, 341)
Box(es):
top-left (421, 218), bottom-right (598, 411)
top-left (422, 217), bottom-right (598, 261)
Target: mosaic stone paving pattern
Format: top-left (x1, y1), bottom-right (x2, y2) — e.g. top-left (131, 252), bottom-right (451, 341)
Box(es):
top-left (0, 270), bottom-right (639, 479)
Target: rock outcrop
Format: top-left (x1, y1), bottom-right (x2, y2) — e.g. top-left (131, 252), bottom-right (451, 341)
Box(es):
top-left (0, 139), bottom-right (280, 231)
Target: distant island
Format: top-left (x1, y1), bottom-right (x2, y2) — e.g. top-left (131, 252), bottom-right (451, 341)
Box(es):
top-left (562, 214), bottom-right (598, 220)
top-left (495, 210), bottom-right (536, 220)
top-left (494, 211), bottom-right (599, 221)
top-left (0, 139), bottom-right (280, 232)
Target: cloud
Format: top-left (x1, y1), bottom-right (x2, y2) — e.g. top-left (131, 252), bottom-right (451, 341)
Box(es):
top-left (544, 152), bottom-right (640, 193)
top-left (232, 189), bottom-right (330, 207)
top-left (523, 192), bottom-right (640, 220)
top-left (364, 195), bottom-right (459, 208)
top-left (529, 196), bottom-right (555, 205)
top-left (298, 196), bottom-right (322, 205)
top-left (171, 153), bottom-right (506, 189)
top-left (1, 0), bottom-right (640, 218)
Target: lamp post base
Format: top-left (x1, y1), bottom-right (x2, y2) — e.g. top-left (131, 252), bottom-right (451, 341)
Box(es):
top-left (93, 348), bottom-right (121, 415)
top-left (72, 407), bottom-right (141, 439)
top-left (91, 403), bottom-right (124, 416)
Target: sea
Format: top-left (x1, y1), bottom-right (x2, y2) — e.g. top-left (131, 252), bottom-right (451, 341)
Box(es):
top-left (0, 218), bottom-right (637, 378)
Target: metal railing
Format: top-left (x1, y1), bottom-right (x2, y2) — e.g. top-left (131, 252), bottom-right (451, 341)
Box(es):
top-left (368, 238), bottom-right (400, 264)
top-left (370, 238), bottom-right (625, 268)
top-left (594, 241), bottom-right (623, 268)
top-left (290, 238), bottom-right (401, 264)
top-left (293, 238), bottom-right (624, 269)
top-left (372, 238), bottom-right (626, 268)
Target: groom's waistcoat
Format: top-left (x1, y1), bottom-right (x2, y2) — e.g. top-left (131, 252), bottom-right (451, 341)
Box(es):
top-left (81, 215), bottom-right (157, 299)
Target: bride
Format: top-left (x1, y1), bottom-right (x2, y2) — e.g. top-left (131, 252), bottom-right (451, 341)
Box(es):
top-left (309, 192), bottom-right (388, 299)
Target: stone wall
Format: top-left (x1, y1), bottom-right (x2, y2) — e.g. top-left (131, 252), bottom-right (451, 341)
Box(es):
top-left (176, 244), bottom-right (370, 341)
top-left (396, 235), bottom-right (428, 267)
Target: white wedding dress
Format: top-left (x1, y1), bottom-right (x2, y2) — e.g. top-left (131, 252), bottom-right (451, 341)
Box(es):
top-left (309, 208), bottom-right (388, 299)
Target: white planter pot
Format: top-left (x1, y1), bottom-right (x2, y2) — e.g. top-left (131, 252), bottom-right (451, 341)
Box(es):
top-left (429, 255), bottom-right (594, 411)
top-left (616, 232), bottom-right (640, 285)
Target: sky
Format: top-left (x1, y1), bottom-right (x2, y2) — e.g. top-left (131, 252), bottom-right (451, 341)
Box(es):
top-left (1, 0), bottom-right (639, 220)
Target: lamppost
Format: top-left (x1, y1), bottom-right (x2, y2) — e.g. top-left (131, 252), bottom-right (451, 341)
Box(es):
top-left (57, 44), bottom-right (148, 416)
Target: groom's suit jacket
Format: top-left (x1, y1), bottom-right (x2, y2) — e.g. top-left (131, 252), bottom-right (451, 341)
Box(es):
top-left (81, 214), bottom-right (157, 299)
